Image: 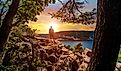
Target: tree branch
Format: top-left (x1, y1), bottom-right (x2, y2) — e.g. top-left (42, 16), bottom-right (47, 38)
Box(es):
top-left (58, 0), bottom-right (64, 5)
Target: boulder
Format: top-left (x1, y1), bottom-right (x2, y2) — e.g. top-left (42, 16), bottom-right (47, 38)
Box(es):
top-left (71, 60), bottom-right (79, 71)
top-left (86, 51), bottom-right (92, 57)
top-left (48, 55), bottom-right (58, 63)
top-left (46, 65), bottom-right (52, 71)
top-left (46, 49), bottom-right (53, 55)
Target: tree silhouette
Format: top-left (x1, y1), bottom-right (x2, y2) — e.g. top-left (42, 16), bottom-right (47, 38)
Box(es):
top-left (1, 0), bottom-right (120, 70)
top-left (0, 0), bottom-right (56, 69)
top-left (0, 0), bottom-right (56, 52)
top-left (51, 0), bottom-right (121, 71)
top-left (87, 0), bottom-right (121, 71)
top-left (0, 0), bottom-right (20, 52)
top-left (49, 0), bottom-right (96, 24)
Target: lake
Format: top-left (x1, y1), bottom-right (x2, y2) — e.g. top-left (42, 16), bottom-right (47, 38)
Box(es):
top-left (60, 40), bottom-right (93, 49)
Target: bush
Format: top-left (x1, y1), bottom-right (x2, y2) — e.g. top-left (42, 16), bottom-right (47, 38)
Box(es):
top-left (73, 43), bottom-right (84, 52)
top-left (0, 24), bottom-right (45, 71)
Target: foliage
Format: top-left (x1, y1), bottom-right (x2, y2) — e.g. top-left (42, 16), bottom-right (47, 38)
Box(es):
top-left (0, 0), bottom-right (57, 70)
top-left (0, 24), bottom-right (45, 71)
top-left (0, 0), bottom-right (96, 70)
top-left (0, 0), bottom-right (12, 26)
top-left (49, 0), bottom-right (96, 24)
top-left (73, 43), bottom-right (84, 52)
top-left (0, 0), bottom-right (56, 26)
top-left (64, 43), bottom-right (84, 52)
top-left (14, 0), bottom-right (56, 25)
top-left (0, 65), bottom-right (19, 71)
top-left (118, 47), bottom-right (121, 62)
top-left (65, 45), bottom-right (74, 50)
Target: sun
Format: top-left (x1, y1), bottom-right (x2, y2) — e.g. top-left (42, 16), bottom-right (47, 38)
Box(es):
top-left (48, 22), bottom-right (59, 32)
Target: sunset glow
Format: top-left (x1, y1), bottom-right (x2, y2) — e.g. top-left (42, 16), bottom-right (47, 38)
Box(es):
top-left (28, 21), bottom-right (95, 34)
top-left (27, 0), bottom-right (96, 34)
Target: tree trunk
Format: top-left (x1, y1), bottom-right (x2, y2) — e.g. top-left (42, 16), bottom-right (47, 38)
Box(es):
top-left (0, 0), bottom-right (20, 52)
top-left (87, 0), bottom-right (121, 71)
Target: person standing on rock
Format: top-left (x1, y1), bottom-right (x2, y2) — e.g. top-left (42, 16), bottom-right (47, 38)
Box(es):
top-left (49, 26), bottom-right (54, 41)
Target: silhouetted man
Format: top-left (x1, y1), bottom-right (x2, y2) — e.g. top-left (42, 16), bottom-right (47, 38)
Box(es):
top-left (49, 26), bottom-right (54, 39)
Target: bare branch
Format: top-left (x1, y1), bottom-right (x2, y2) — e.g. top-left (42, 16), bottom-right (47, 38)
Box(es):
top-left (58, 0), bottom-right (64, 5)
top-left (0, 0), bottom-right (9, 14)
top-left (49, 0), bottom-right (96, 24)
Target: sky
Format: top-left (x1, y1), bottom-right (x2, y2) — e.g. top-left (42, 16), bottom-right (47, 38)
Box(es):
top-left (28, 0), bottom-right (97, 34)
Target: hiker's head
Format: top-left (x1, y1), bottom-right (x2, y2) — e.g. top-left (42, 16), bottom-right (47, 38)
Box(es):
top-left (50, 26), bottom-right (52, 28)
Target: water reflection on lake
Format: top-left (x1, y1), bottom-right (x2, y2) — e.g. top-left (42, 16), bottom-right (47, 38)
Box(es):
top-left (60, 40), bottom-right (93, 49)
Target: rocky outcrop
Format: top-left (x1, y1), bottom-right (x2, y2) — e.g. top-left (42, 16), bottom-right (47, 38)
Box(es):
top-left (32, 38), bottom-right (92, 71)
top-left (22, 37), bottom-right (121, 71)
top-left (115, 62), bottom-right (121, 71)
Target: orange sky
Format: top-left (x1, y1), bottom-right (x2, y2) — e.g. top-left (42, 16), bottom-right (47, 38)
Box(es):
top-left (28, 0), bottom-right (96, 34)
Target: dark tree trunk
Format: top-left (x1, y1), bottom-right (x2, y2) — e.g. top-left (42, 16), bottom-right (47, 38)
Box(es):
top-left (0, 0), bottom-right (20, 52)
top-left (87, 0), bottom-right (121, 71)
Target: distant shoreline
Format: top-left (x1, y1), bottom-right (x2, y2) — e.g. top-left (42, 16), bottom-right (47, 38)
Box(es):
top-left (39, 30), bottom-right (94, 35)
top-left (58, 40), bottom-right (93, 41)
top-left (38, 30), bottom-right (94, 41)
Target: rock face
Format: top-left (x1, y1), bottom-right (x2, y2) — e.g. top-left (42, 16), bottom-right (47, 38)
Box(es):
top-left (30, 38), bottom-right (120, 71)
top-left (115, 62), bottom-right (121, 71)
top-left (33, 38), bottom-right (93, 71)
